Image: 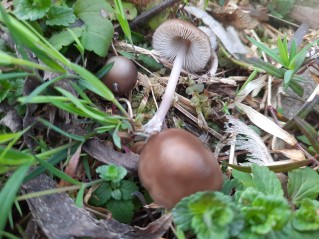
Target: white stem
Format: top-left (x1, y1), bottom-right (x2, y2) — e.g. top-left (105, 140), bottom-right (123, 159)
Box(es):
top-left (143, 43), bottom-right (187, 134)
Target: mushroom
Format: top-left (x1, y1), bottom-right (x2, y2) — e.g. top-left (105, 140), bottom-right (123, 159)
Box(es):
top-left (102, 56), bottom-right (138, 95)
top-left (138, 128), bottom-right (223, 209)
top-left (143, 19), bottom-right (211, 134)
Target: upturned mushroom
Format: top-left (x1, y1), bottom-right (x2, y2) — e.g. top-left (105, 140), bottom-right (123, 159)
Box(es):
top-left (102, 56), bottom-right (138, 95)
top-left (138, 128), bottom-right (223, 209)
top-left (143, 19), bottom-right (211, 134)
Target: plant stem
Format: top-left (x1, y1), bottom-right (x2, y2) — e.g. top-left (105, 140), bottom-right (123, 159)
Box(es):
top-left (143, 43), bottom-right (187, 134)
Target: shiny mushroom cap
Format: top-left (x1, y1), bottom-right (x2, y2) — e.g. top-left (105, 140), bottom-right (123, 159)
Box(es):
top-left (102, 56), bottom-right (138, 95)
top-left (152, 19), bottom-right (211, 72)
top-left (138, 128), bottom-right (223, 209)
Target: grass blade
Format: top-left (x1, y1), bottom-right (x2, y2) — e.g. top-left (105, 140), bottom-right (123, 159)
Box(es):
top-left (21, 74), bottom-right (69, 104)
top-left (294, 117), bottom-right (319, 154)
top-left (247, 36), bottom-right (283, 64)
top-left (277, 36), bottom-right (289, 67)
top-left (37, 118), bottom-right (86, 142)
top-left (34, 156), bottom-right (82, 186)
top-left (0, 163), bottom-right (31, 237)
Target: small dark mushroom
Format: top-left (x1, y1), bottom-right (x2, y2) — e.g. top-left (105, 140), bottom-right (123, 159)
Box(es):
top-left (143, 19), bottom-right (211, 134)
top-left (102, 56), bottom-right (138, 95)
top-left (138, 128), bottom-right (223, 209)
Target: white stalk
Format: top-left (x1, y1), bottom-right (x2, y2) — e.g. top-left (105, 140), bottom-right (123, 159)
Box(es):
top-left (143, 43), bottom-right (187, 134)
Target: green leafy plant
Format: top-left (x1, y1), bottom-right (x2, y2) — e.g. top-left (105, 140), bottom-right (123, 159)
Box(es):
top-left (173, 164), bottom-right (319, 239)
top-left (243, 36), bottom-right (319, 96)
top-left (73, 0), bottom-right (114, 57)
top-left (14, 0), bottom-right (76, 26)
top-left (89, 164), bottom-right (139, 223)
top-left (185, 79), bottom-right (211, 117)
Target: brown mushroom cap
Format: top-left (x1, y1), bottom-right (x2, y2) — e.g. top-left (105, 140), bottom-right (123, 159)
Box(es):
top-left (138, 128), bottom-right (223, 209)
top-left (152, 19), bottom-right (211, 72)
top-left (102, 56), bottom-right (138, 95)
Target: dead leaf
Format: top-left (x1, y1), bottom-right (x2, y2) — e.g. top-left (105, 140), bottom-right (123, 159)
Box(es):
top-left (234, 102), bottom-right (298, 146)
top-left (210, 6), bottom-right (260, 30)
top-left (134, 213), bottom-right (172, 239)
top-left (82, 138), bottom-right (139, 173)
top-left (184, 6), bottom-right (249, 56)
top-left (59, 145), bottom-right (82, 187)
top-left (273, 149), bottom-right (306, 161)
top-left (0, 109), bottom-right (22, 132)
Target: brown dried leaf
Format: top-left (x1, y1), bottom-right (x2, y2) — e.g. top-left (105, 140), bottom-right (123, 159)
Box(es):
top-left (82, 138), bottom-right (139, 173)
top-left (273, 149), bottom-right (306, 161)
top-left (59, 145), bottom-right (82, 187)
top-left (134, 213), bottom-right (172, 239)
top-left (209, 6), bottom-right (261, 30)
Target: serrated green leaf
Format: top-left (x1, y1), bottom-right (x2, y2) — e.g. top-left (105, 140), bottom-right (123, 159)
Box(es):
top-left (96, 164), bottom-right (127, 183)
top-left (173, 192), bottom-right (242, 239)
top-left (14, 0), bottom-right (52, 21)
top-left (120, 180), bottom-right (138, 200)
top-left (288, 167), bottom-right (319, 206)
top-left (73, 0), bottom-right (114, 57)
top-left (111, 189), bottom-right (122, 200)
top-left (172, 194), bottom-right (194, 231)
top-left (236, 187), bottom-right (291, 236)
top-left (293, 198), bottom-right (319, 231)
top-left (221, 177), bottom-right (242, 195)
top-left (252, 164), bottom-right (284, 197)
top-left (231, 169), bottom-right (254, 189)
top-left (106, 199), bottom-right (134, 223)
top-left (46, 5), bottom-right (76, 27)
top-left (49, 27), bottom-right (85, 51)
top-left (89, 182), bottom-right (112, 206)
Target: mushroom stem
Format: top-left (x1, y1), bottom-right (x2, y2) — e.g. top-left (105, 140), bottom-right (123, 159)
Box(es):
top-left (143, 42), bottom-right (187, 134)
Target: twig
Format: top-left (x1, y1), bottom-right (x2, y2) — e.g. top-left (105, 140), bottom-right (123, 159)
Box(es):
top-left (115, 0), bottom-right (181, 32)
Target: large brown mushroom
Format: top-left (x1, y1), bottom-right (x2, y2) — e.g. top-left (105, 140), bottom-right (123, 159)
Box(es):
top-left (143, 19), bottom-right (211, 134)
top-left (102, 56), bottom-right (138, 95)
top-left (138, 128), bottom-right (223, 209)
